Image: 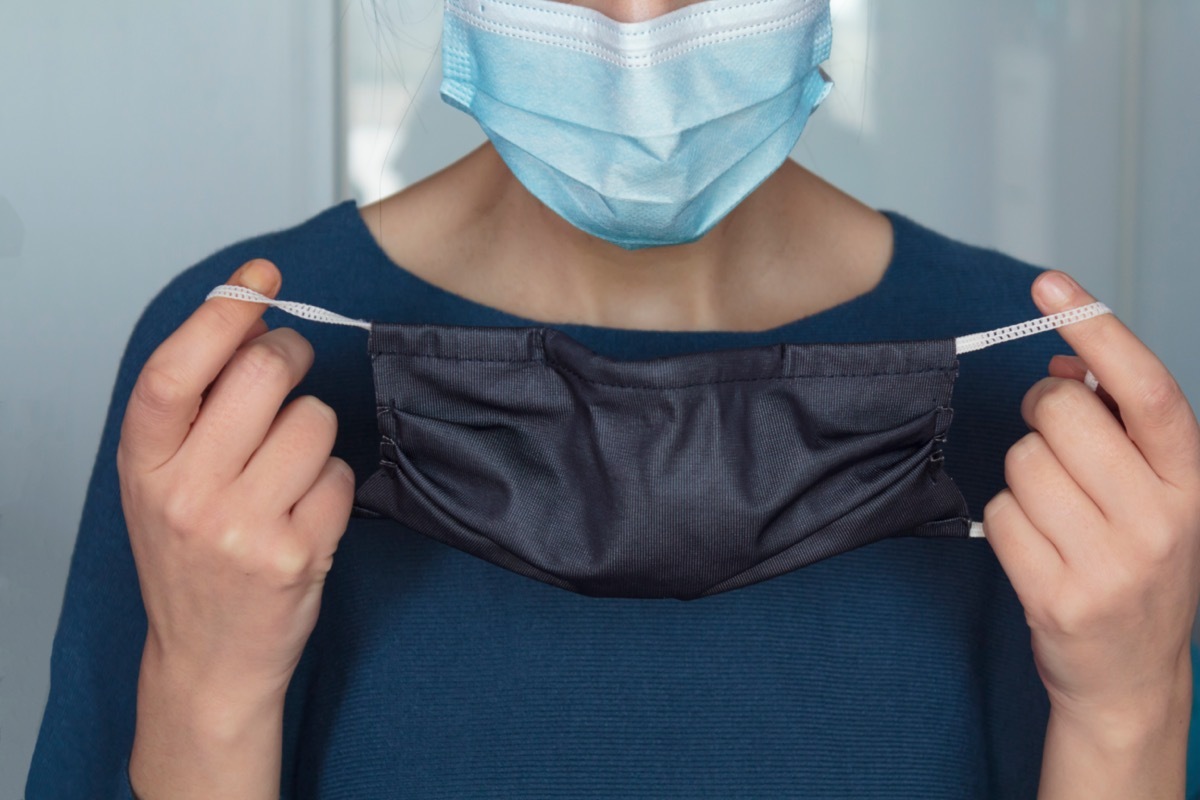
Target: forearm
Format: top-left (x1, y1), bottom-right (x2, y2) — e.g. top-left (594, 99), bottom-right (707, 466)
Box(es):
top-left (128, 638), bottom-right (286, 800)
top-left (1037, 663), bottom-right (1193, 800)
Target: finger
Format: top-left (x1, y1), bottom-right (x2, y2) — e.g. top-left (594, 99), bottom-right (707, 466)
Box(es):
top-left (1020, 377), bottom-right (1157, 524)
top-left (1048, 354), bottom-right (1087, 381)
top-left (1047, 355), bottom-right (1120, 418)
top-left (240, 318), bottom-right (270, 347)
top-left (289, 456), bottom-right (356, 554)
top-left (1032, 271), bottom-right (1200, 489)
top-left (1003, 431), bottom-right (1108, 568)
top-left (240, 396), bottom-right (338, 514)
top-left (202, 319), bottom-right (272, 403)
top-left (121, 260), bottom-right (282, 472)
top-left (179, 327), bottom-right (314, 485)
top-left (982, 488), bottom-right (1065, 613)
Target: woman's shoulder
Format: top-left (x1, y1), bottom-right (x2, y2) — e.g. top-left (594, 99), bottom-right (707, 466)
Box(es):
top-left (883, 210), bottom-right (1053, 323)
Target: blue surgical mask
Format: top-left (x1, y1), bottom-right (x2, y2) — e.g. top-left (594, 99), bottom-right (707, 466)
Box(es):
top-left (440, 0), bottom-right (834, 249)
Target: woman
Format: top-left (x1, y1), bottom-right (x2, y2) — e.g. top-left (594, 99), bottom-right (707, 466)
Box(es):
top-left (27, 0), bottom-right (1200, 796)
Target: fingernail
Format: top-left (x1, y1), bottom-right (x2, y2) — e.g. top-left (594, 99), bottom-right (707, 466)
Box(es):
top-left (1039, 272), bottom-right (1074, 308)
top-left (237, 260), bottom-right (278, 295)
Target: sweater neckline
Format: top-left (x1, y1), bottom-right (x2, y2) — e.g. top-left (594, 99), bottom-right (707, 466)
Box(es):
top-left (336, 198), bottom-right (914, 347)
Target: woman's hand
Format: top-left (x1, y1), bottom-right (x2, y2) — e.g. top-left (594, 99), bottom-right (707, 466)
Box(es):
top-left (118, 259), bottom-right (355, 798)
top-left (984, 270), bottom-right (1199, 797)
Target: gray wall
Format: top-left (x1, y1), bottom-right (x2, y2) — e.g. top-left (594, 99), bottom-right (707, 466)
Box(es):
top-left (0, 1), bottom-right (336, 794)
top-left (3, 0), bottom-right (1198, 795)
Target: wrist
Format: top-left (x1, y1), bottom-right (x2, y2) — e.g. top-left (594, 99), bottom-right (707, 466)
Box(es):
top-left (131, 638), bottom-right (286, 799)
top-left (139, 628), bottom-right (293, 726)
top-left (1048, 655), bottom-right (1193, 755)
top-left (1037, 657), bottom-right (1192, 800)
top-left (1039, 685), bottom-right (1191, 800)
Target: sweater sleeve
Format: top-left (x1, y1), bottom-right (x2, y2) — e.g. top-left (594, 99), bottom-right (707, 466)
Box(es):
top-left (24, 264), bottom-right (230, 799)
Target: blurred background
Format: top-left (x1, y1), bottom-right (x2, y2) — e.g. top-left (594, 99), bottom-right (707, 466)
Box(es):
top-left (2, 0), bottom-right (1198, 792)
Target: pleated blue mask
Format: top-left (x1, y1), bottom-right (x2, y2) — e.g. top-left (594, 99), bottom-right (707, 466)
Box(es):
top-left (439, 0), bottom-right (835, 249)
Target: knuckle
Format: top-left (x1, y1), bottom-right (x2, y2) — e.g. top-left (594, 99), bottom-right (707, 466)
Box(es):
top-left (263, 539), bottom-right (314, 586)
top-left (1105, 557), bottom-right (1141, 602)
top-left (1005, 432), bottom-right (1043, 474)
top-left (1046, 590), bottom-right (1091, 635)
top-left (330, 456), bottom-right (355, 486)
top-left (982, 499), bottom-right (1000, 527)
top-left (209, 520), bottom-right (310, 584)
top-left (983, 491), bottom-right (1014, 526)
top-left (212, 520), bottom-right (254, 562)
top-left (238, 338), bottom-right (296, 384)
top-left (1021, 377), bottom-right (1054, 416)
top-left (300, 395), bottom-right (337, 430)
top-left (1036, 378), bottom-right (1087, 417)
top-left (1137, 524), bottom-right (1179, 564)
top-left (1134, 376), bottom-right (1183, 426)
top-left (273, 326), bottom-right (314, 357)
top-left (132, 362), bottom-right (190, 418)
top-left (160, 485), bottom-right (203, 532)
top-left (329, 459), bottom-right (357, 503)
top-left (1046, 562), bottom-right (1143, 636)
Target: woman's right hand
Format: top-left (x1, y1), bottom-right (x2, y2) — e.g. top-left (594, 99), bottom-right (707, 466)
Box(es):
top-left (118, 259), bottom-right (354, 798)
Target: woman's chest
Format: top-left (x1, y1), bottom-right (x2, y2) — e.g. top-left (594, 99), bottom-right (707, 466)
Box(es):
top-left (288, 525), bottom-right (1047, 799)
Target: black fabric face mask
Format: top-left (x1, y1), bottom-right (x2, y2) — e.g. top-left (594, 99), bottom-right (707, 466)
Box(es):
top-left (207, 285), bottom-right (1111, 601)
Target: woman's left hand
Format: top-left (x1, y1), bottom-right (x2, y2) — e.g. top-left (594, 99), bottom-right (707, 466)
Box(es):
top-left (984, 270), bottom-right (1199, 736)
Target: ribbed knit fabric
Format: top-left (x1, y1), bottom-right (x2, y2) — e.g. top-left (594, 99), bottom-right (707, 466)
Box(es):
top-left (26, 200), bottom-right (1200, 799)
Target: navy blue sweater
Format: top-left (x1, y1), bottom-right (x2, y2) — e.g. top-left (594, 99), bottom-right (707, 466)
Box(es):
top-left (27, 200), bottom-right (1200, 798)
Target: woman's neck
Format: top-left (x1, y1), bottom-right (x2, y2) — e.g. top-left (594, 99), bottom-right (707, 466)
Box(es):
top-left (360, 142), bottom-right (894, 332)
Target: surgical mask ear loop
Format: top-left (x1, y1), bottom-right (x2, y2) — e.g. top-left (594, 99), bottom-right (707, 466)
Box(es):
top-left (205, 284), bottom-right (372, 330)
top-left (953, 300), bottom-right (1112, 394)
top-left (209, 283), bottom-right (1113, 358)
top-left (953, 299), bottom-right (1112, 539)
top-left (208, 283), bottom-right (1110, 395)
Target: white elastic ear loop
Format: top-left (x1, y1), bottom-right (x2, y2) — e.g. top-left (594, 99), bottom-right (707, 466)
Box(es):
top-left (954, 299), bottom-right (1113, 538)
top-left (954, 300), bottom-right (1110, 394)
top-left (953, 301), bottom-right (1112, 355)
top-left (204, 284), bottom-right (372, 331)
